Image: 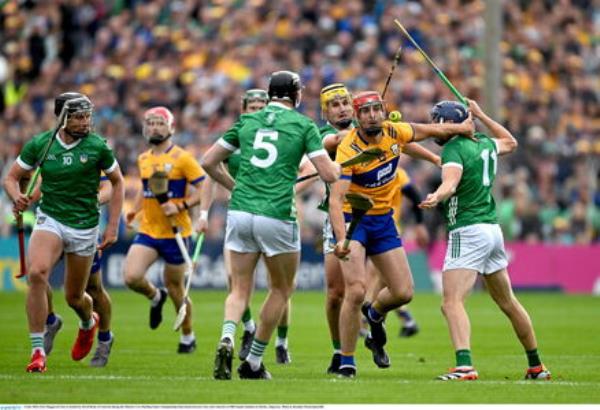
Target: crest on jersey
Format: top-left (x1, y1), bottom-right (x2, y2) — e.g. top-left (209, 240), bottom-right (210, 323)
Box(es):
top-left (391, 144), bottom-right (399, 156)
top-left (79, 154), bottom-right (88, 163)
top-left (164, 163), bottom-right (173, 173)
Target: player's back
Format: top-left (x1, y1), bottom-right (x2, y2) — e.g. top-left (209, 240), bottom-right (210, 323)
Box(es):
top-left (441, 132), bottom-right (499, 230)
top-left (229, 103), bottom-right (321, 221)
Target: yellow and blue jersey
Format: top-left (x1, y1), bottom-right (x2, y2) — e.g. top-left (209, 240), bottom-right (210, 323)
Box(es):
top-left (336, 121), bottom-right (414, 215)
top-left (137, 144), bottom-right (205, 239)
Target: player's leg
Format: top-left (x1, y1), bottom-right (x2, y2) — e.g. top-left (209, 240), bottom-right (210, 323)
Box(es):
top-left (275, 299), bottom-right (291, 364)
top-left (362, 262), bottom-right (391, 368)
top-left (397, 305), bottom-right (419, 337)
top-left (214, 210), bottom-right (261, 380)
top-left (64, 250), bottom-right (97, 361)
top-left (482, 268), bottom-right (550, 379)
top-left (25, 229), bottom-right (63, 372)
top-left (164, 260), bottom-right (195, 353)
top-left (87, 257), bottom-right (114, 367)
top-left (239, 250), bottom-right (296, 379)
top-left (123, 238), bottom-right (165, 329)
top-left (44, 286), bottom-right (63, 355)
top-left (337, 240), bottom-right (368, 378)
top-left (323, 217), bottom-right (345, 373)
top-left (237, 213), bottom-right (299, 380)
top-left (225, 245), bottom-right (255, 361)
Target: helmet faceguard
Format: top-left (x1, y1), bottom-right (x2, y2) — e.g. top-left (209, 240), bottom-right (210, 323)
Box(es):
top-left (55, 92), bottom-right (94, 139)
top-left (242, 89), bottom-right (269, 112)
top-left (268, 71), bottom-right (302, 107)
top-left (143, 106), bottom-right (175, 145)
top-left (353, 91), bottom-right (386, 137)
top-left (320, 83), bottom-right (353, 129)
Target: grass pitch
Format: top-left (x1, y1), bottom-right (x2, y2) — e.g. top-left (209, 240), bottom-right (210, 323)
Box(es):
top-left (0, 290), bottom-right (599, 404)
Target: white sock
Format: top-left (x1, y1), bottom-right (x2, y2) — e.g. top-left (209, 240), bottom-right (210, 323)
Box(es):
top-left (180, 332), bottom-right (195, 344)
top-left (275, 337), bottom-right (288, 348)
top-left (150, 289), bottom-right (163, 307)
top-left (244, 319), bottom-right (256, 333)
top-left (246, 353), bottom-right (262, 371)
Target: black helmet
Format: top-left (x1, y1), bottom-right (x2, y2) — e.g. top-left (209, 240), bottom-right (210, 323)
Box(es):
top-left (430, 100), bottom-right (468, 124)
top-left (54, 92), bottom-right (94, 117)
top-left (268, 71), bottom-right (301, 107)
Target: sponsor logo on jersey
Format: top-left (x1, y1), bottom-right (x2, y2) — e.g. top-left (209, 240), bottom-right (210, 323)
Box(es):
top-left (391, 143), bottom-right (399, 156)
top-left (47, 154), bottom-right (57, 161)
top-left (377, 162), bottom-right (394, 181)
top-left (164, 163), bottom-right (173, 172)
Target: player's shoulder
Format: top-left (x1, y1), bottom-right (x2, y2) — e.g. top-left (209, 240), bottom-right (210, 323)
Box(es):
top-left (84, 133), bottom-right (111, 148)
top-left (28, 130), bottom-right (53, 146)
top-left (319, 123), bottom-right (337, 136)
top-left (138, 148), bottom-right (152, 162)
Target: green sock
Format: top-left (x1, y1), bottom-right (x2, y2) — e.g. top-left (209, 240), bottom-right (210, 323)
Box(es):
top-left (332, 340), bottom-right (341, 351)
top-left (241, 308), bottom-right (252, 323)
top-left (526, 349), bottom-right (542, 367)
top-left (456, 349), bottom-right (472, 367)
top-left (277, 325), bottom-right (288, 339)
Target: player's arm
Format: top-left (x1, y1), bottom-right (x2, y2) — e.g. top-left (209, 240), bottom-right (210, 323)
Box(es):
top-left (328, 177), bottom-right (351, 259)
top-left (296, 157), bottom-right (317, 194)
top-left (410, 116), bottom-right (475, 143)
top-left (419, 165), bottom-right (463, 209)
top-left (3, 162), bottom-right (34, 213)
top-left (98, 179), bottom-right (112, 205)
top-left (99, 165), bottom-right (125, 250)
top-left (402, 143), bottom-right (441, 167)
top-left (201, 143), bottom-right (235, 191)
top-left (195, 175), bottom-right (216, 234)
top-left (467, 99), bottom-right (517, 155)
top-left (322, 129), bottom-right (350, 154)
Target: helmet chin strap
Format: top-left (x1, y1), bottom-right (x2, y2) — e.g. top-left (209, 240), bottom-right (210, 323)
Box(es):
top-left (364, 126), bottom-right (382, 137)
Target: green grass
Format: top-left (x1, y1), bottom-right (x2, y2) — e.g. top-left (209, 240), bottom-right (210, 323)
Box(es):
top-left (0, 290), bottom-right (599, 404)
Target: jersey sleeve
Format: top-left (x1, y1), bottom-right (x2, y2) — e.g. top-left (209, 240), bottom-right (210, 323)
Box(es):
top-left (441, 141), bottom-right (464, 169)
top-left (98, 140), bottom-right (118, 173)
top-left (182, 152), bottom-right (206, 185)
top-left (304, 122), bottom-right (326, 159)
top-left (16, 137), bottom-right (42, 170)
top-left (218, 120), bottom-right (242, 151)
top-left (335, 142), bottom-right (355, 181)
top-left (390, 122), bottom-right (415, 145)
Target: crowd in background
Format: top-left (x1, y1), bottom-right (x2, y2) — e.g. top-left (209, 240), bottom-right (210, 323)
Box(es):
top-left (1, 0), bottom-right (598, 245)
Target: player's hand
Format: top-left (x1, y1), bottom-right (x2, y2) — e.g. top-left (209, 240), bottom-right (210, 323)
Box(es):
top-left (414, 224), bottom-right (430, 248)
top-left (12, 193), bottom-right (31, 213)
top-left (419, 193), bottom-right (440, 209)
top-left (195, 217), bottom-right (209, 234)
top-left (161, 201), bottom-right (179, 217)
top-left (467, 99), bottom-right (484, 118)
top-left (98, 226), bottom-right (118, 251)
top-left (458, 113), bottom-right (476, 141)
top-left (125, 211), bottom-right (138, 228)
top-left (333, 240), bottom-right (351, 260)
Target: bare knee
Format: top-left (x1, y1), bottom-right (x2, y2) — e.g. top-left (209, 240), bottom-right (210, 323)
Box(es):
top-left (344, 282), bottom-right (366, 307)
top-left (390, 285), bottom-right (413, 305)
top-left (65, 290), bottom-right (85, 309)
top-left (326, 284), bottom-right (344, 308)
top-left (165, 281), bottom-right (181, 297)
top-left (28, 264), bottom-right (51, 287)
top-left (123, 269), bottom-right (144, 289)
top-left (441, 298), bottom-right (463, 317)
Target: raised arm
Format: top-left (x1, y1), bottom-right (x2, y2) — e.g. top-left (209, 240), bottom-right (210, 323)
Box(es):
top-left (411, 115), bottom-right (475, 143)
top-left (402, 142), bottom-right (441, 167)
top-left (468, 99), bottom-right (517, 155)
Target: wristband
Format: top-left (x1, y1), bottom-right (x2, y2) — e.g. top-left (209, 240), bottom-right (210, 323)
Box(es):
top-left (199, 210), bottom-right (209, 221)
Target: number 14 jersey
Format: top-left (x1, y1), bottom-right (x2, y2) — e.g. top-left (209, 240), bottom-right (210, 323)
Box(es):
top-left (218, 102), bottom-right (326, 221)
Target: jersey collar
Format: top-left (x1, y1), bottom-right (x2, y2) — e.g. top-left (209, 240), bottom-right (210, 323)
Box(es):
top-left (56, 133), bottom-right (82, 150)
top-left (268, 101), bottom-right (292, 110)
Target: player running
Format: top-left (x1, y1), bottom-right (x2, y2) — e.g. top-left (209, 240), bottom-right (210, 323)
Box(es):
top-left (3, 92), bottom-right (124, 373)
top-left (420, 99), bottom-right (551, 381)
top-left (123, 106), bottom-right (205, 353)
top-left (203, 70), bottom-right (340, 380)
top-left (329, 91), bottom-right (474, 378)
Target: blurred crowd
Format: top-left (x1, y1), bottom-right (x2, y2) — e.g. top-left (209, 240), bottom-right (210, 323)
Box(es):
top-left (1, 0), bottom-right (598, 244)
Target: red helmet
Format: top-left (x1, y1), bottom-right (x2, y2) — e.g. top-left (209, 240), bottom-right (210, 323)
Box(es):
top-left (144, 106), bottom-right (175, 129)
top-left (352, 91), bottom-right (385, 114)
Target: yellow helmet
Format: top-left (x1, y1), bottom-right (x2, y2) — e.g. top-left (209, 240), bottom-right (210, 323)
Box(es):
top-left (320, 83), bottom-right (351, 112)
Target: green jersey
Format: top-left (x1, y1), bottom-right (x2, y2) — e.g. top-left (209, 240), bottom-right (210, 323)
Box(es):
top-left (18, 131), bottom-right (117, 229)
top-left (225, 149), bottom-right (241, 179)
top-left (441, 132), bottom-right (499, 230)
top-left (219, 102), bottom-right (325, 221)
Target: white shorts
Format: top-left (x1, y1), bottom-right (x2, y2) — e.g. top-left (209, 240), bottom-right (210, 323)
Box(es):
top-left (225, 210), bottom-right (300, 257)
top-left (33, 209), bottom-right (99, 257)
top-left (322, 216), bottom-right (336, 255)
top-left (443, 223), bottom-right (508, 275)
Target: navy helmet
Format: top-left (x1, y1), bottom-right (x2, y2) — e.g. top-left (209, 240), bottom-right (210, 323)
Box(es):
top-left (54, 92), bottom-right (93, 117)
top-left (430, 100), bottom-right (468, 124)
